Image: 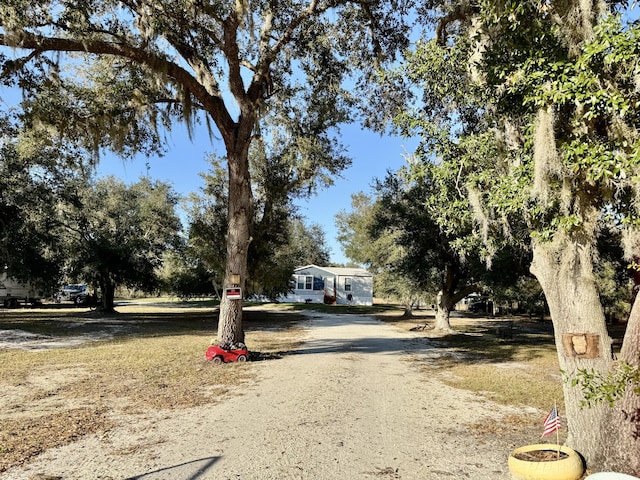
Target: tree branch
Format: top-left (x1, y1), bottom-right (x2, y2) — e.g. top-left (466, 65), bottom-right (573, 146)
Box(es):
top-left (450, 282), bottom-right (482, 305)
top-left (0, 49), bottom-right (42, 80)
top-left (267, 0), bottom-right (324, 64)
top-left (436, 2), bottom-right (479, 45)
top-left (0, 32), bottom-right (236, 138)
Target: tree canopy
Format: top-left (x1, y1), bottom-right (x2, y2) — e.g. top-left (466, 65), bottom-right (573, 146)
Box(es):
top-left (0, 109), bottom-right (80, 290)
top-left (337, 163), bottom-right (531, 326)
top-left (336, 191), bottom-right (428, 315)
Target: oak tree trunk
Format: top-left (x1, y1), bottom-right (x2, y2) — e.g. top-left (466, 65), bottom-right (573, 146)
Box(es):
top-left (599, 293), bottom-right (640, 475)
top-left (216, 142), bottom-right (253, 346)
top-left (433, 264), bottom-right (479, 332)
top-left (402, 301), bottom-right (414, 319)
top-left (530, 235), bottom-right (614, 471)
top-left (99, 273), bottom-right (116, 313)
top-left (434, 289), bottom-right (454, 331)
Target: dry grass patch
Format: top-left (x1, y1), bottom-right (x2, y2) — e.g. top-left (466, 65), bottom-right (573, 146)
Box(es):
top-left (63, 335), bottom-right (253, 409)
top-left (442, 353), bottom-right (562, 407)
top-left (0, 302), bottom-right (308, 473)
top-left (377, 310), bottom-right (565, 430)
top-left (0, 335), bottom-right (250, 472)
top-left (0, 408), bottom-right (114, 472)
top-left (466, 412), bottom-right (568, 444)
top-left (243, 305), bottom-right (309, 358)
top-left (425, 327), bottom-right (563, 414)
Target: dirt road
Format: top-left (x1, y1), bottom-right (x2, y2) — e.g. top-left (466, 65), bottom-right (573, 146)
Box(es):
top-left (5, 312), bottom-right (529, 479)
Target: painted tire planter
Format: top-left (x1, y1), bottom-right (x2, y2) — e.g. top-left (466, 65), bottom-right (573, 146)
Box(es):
top-left (508, 444), bottom-right (584, 480)
top-left (586, 474), bottom-right (640, 480)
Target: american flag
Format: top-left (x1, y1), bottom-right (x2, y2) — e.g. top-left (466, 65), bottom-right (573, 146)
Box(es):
top-left (542, 406), bottom-right (561, 437)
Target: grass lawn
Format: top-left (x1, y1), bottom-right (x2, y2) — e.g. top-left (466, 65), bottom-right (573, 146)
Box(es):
top-left (420, 316), bottom-right (562, 411)
top-left (0, 300), bottom-right (305, 473)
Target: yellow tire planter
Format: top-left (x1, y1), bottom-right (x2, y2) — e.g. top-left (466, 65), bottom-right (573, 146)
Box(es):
top-left (508, 444), bottom-right (585, 480)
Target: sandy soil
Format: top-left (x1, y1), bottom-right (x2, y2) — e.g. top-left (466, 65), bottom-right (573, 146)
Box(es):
top-left (3, 311), bottom-right (533, 480)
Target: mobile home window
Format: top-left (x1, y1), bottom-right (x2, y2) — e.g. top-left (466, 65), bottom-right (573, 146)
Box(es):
top-left (297, 275), bottom-right (313, 290)
top-left (344, 277), bottom-right (352, 291)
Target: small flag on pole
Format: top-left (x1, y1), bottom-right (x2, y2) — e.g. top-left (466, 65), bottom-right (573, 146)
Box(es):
top-left (542, 405), bottom-right (561, 437)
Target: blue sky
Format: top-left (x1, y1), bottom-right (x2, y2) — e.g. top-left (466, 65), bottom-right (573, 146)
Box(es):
top-left (97, 122), bottom-right (417, 265)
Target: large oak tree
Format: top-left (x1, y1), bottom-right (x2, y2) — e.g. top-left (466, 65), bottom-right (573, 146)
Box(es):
top-left (390, 0), bottom-right (640, 473)
top-left (0, 0), bottom-right (413, 344)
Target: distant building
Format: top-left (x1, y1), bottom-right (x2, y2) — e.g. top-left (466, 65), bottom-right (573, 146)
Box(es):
top-left (282, 265), bottom-right (373, 306)
top-left (0, 273), bottom-right (44, 308)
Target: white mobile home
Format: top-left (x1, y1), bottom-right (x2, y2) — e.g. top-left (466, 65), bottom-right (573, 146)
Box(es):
top-left (283, 265), bottom-right (373, 306)
top-left (0, 273), bottom-right (44, 307)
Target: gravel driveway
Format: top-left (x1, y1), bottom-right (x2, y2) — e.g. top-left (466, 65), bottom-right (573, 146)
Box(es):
top-left (5, 312), bottom-right (529, 480)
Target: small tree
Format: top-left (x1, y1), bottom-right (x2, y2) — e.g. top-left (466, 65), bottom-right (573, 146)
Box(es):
top-left (61, 176), bottom-right (181, 311)
top-left (336, 192), bottom-right (430, 317)
top-left (157, 249), bottom-right (217, 300)
top-left (376, 167), bottom-right (502, 329)
top-left (285, 221), bottom-right (330, 267)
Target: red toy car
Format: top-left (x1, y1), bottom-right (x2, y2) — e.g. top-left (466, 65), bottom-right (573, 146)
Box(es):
top-left (205, 343), bottom-right (249, 364)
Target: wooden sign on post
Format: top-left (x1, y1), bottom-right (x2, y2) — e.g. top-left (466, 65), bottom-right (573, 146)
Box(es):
top-left (561, 333), bottom-right (600, 358)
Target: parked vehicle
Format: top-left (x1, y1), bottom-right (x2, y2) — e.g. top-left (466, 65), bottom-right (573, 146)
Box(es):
top-left (468, 300), bottom-right (488, 313)
top-left (0, 273), bottom-right (43, 308)
top-left (468, 299), bottom-right (494, 313)
top-left (59, 284), bottom-right (88, 304)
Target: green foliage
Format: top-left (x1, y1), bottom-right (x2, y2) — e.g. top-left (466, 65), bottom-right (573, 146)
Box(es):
top-left (0, 110), bottom-right (83, 290)
top-left (390, 3), bottom-right (640, 277)
top-left (336, 193), bottom-right (382, 267)
top-left (61, 175), bottom-right (182, 307)
top-left (336, 162), bottom-right (531, 314)
top-left (248, 218), bottom-right (331, 300)
top-left (336, 191), bottom-right (424, 305)
top-left (572, 362), bottom-right (640, 408)
top-left (2, 110), bottom-right (185, 304)
top-left (0, 0), bottom-right (413, 161)
top-left (158, 250), bottom-right (218, 299)
top-left (185, 158), bottom-right (229, 289)
top-left (16, 57), bottom-right (173, 159)
top-left (364, 29), bottom-right (537, 310)
top-left (487, 11), bottom-right (640, 231)
top-left (595, 220), bottom-right (634, 323)
top-left (491, 276), bottom-right (546, 318)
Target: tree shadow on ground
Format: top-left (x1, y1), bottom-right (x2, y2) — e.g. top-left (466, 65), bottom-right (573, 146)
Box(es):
top-left (0, 306), bottom-right (308, 340)
top-left (124, 456), bottom-right (221, 480)
top-left (259, 313), bottom-right (562, 365)
top-left (413, 317), bottom-right (559, 364)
